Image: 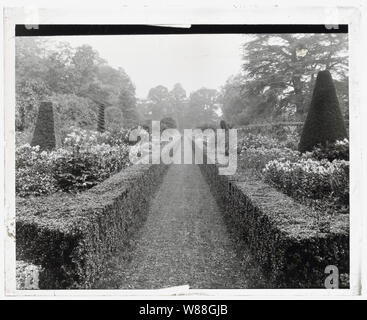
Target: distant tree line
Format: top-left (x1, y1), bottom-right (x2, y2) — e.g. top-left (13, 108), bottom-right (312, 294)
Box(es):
top-left (137, 84), bottom-right (220, 130)
top-left (220, 34), bottom-right (349, 126)
top-left (16, 38), bottom-right (139, 142)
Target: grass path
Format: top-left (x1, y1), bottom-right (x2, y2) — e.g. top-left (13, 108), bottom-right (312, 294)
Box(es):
top-left (97, 164), bottom-right (265, 289)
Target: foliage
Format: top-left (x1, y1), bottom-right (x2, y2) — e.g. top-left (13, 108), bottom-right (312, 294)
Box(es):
top-left (16, 144), bottom-right (57, 197)
top-left (299, 70), bottom-right (348, 152)
top-left (31, 101), bottom-right (56, 151)
top-left (160, 117), bottom-right (177, 131)
top-left (15, 38), bottom-right (138, 133)
top-left (263, 158), bottom-right (349, 206)
top-left (184, 88), bottom-right (220, 128)
top-left (242, 34), bottom-right (348, 120)
top-left (219, 74), bottom-right (249, 126)
top-left (117, 69), bottom-right (139, 128)
top-left (238, 133), bottom-right (281, 150)
top-left (220, 34), bottom-right (348, 124)
top-left (15, 79), bottom-right (49, 132)
top-left (239, 146), bottom-right (303, 176)
top-left (51, 93), bottom-right (98, 144)
top-left (200, 163), bottom-right (349, 288)
top-left (237, 130), bottom-right (349, 208)
top-left (169, 83), bottom-right (187, 129)
top-left (97, 105), bottom-right (105, 132)
top-left (16, 128), bottom-right (131, 197)
top-left (16, 261), bottom-right (41, 289)
top-left (311, 138), bottom-right (349, 161)
top-left (142, 85), bottom-right (172, 120)
top-left (105, 106), bottom-right (124, 132)
top-left (16, 164), bottom-right (168, 288)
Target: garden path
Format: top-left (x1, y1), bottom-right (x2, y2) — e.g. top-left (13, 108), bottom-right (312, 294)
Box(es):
top-left (99, 164), bottom-right (264, 289)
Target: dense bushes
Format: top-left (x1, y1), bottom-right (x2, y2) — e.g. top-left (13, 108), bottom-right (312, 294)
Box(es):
top-left (199, 163), bottom-right (349, 288)
top-left (263, 158), bottom-right (349, 206)
top-left (237, 130), bottom-right (349, 211)
top-left (311, 138), bottom-right (349, 161)
top-left (239, 147), bottom-right (301, 176)
top-left (16, 164), bottom-right (168, 288)
top-left (16, 128), bottom-right (131, 197)
top-left (16, 145), bottom-right (57, 197)
top-left (299, 70), bottom-right (347, 152)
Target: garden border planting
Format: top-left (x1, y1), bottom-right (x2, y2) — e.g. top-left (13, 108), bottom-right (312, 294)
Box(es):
top-left (199, 163), bottom-right (349, 288)
top-left (16, 163), bottom-right (168, 289)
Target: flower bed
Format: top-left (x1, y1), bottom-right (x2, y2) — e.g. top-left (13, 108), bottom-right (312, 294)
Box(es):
top-left (263, 158), bottom-right (349, 207)
top-left (16, 128), bottom-right (131, 197)
top-left (237, 132), bottom-right (349, 212)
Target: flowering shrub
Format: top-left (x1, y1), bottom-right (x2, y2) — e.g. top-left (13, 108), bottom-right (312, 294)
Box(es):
top-left (238, 133), bottom-right (280, 150)
top-left (239, 146), bottom-right (304, 176)
top-left (16, 128), bottom-right (131, 197)
top-left (263, 158), bottom-right (349, 206)
top-left (53, 144), bottom-right (130, 192)
top-left (311, 138), bottom-right (349, 161)
top-left (16, 144), bottom-right (56, 197)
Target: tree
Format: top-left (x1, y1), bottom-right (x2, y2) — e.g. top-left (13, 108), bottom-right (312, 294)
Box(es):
top-left (184, 88), bottom-right (220, 128)
top-left (105, 106), bottom-right (123, 132)
top-left (169, 83), bottom-right (187, 129)
top-left (31, 101), bottom-right (56, 150)
top-left (51, 93), bottom-right (98, 143)
top-left (15, 38), bottom-right (49, 132)
top-left (299, 70), bottom-right (347, 153)
top-left (15, 38), bottom-right (138, 136)
top-left (145, 85), bottom-right (172, 120)
top-left (161, 117), bottom-right (177, 131)
top-left (219, 74), bottom-right (250, 126)
top-left (241, 34), bottom-right (348, 121)
top-left (118, 72), bottom-right (139, 128)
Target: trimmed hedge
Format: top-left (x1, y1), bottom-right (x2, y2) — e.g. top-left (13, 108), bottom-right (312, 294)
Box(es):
top-left (299, 70), bottom-right (347, 153)
top-left (16, 164), bottom-right (168, 289)
top-left (97, 104), bottom-right (105, 133)
top-left (31, 101), bottom-right (56, 151)
top-left (200, 164), bottom-right (349, 288)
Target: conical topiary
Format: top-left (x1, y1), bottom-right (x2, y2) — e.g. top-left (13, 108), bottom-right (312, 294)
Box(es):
top-left (220, 119), bottom-right (228, 130)
top-left (299, 70), bottom-right (347, 153)
top-left (31, 101), bottom-right (56, 151)
top-left (97, 104), bottom-right (105, 133)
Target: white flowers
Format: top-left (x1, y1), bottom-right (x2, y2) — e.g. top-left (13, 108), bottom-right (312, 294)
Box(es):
top-left (16, 128), bottom-right (132, 196)
top-left (263, 157), bottom-right (349, 201)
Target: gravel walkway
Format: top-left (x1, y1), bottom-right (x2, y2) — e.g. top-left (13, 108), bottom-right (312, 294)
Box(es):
top-left (102, 164), bottom-right (263, 289)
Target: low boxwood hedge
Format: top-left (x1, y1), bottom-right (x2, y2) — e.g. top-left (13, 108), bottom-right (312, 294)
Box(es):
top-left (16, 164), bottom-right (168, 289)
top-left (199, 163), bottom-right (349, 288)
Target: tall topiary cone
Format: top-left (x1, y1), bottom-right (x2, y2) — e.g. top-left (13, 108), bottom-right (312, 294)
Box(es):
top-left (97, 104), bottom-right (105, 133)
top-left (31, 101), bottom-right (56, 151)
top-left (299, 70), bottom-right (347, 153)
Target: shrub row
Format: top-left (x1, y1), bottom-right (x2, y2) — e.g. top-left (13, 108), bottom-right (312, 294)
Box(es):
top-left (16, 163), bottom-right (168, 289)
top-left (16, 127), bottom-right (132, 197)
top-left (237, 133), bottom-right (349, 208)
top-left (199, 163), bottom-right (349, 288)
top-left (263, 158), bottom-right (349, 206)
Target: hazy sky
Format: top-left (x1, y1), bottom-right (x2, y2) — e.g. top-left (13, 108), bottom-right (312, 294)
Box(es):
top-left (46, 34), bottom-right (246, 98)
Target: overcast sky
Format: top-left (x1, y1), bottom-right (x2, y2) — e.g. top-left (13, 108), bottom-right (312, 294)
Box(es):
top-left (46, 34), bottom-right (245, 98)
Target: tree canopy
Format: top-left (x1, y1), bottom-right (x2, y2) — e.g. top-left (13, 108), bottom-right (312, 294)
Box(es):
top-left (15, 38), bottom-right (138, 136)
top-left (220, 34), bottom-right (348, 125)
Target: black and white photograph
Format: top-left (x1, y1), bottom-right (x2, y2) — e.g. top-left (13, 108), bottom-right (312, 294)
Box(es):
top-left (1, 4), bottom-right (365, 302)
